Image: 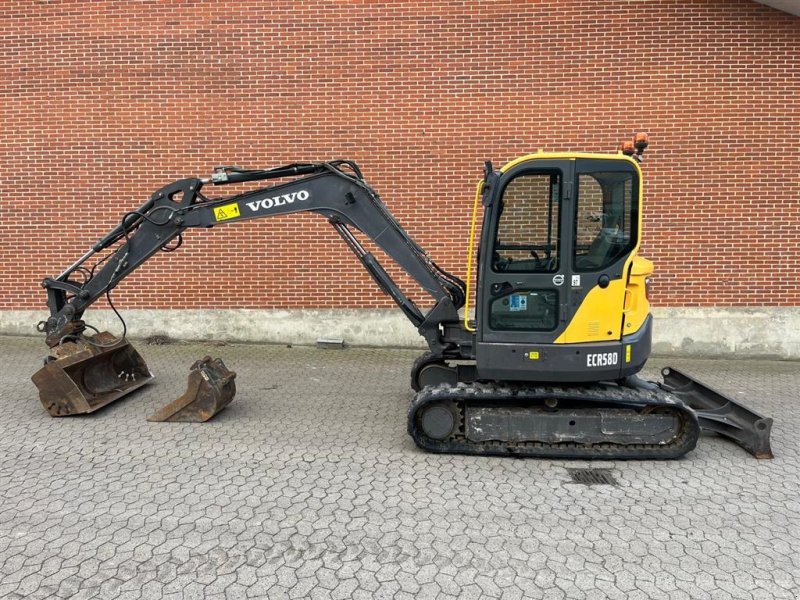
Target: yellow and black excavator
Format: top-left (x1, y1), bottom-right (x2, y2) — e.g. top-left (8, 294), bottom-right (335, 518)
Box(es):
top-left (32, 134), bottom-right (773, 459)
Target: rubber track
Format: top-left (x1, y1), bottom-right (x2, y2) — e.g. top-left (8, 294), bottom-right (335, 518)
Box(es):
top-left (408, 382), bottom-right (701, 460)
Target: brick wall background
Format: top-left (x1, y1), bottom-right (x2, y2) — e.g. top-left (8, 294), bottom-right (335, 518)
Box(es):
top-left (1, 0), bottom-right (798, 315)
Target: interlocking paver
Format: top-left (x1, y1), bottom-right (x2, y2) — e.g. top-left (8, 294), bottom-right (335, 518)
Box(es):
top-left (0, 335), bottom-right (799, 598)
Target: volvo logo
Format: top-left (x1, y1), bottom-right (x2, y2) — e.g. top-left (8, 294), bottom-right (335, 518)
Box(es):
top-left (552, 274), bottom-right (565, 286)
top-left (245, 190), bottom-right (310, 212)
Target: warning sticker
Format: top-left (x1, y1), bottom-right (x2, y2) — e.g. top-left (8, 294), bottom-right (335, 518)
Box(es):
top-left (213, 203), bottom-right (241, 222)
top-left (509, 294), bottom-right (527, 312)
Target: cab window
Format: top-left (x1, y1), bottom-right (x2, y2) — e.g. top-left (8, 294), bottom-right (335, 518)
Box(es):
top-left (492, 171), bottom-right (560, 273)
top-left (574, 171), bottom-right (637, 272)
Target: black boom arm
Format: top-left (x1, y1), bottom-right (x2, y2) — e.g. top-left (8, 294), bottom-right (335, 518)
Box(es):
top-left (41, 161), bottom-right (466, 352)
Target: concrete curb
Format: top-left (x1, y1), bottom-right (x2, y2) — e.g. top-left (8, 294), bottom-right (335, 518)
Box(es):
top-left (2, 307), bottom-right (799, 359)
top-left (650, 307), bottom-right (800, 360)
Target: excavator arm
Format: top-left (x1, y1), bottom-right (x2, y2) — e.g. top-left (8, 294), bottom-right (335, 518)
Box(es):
top-left (41, 161), bottom-right (466, 353)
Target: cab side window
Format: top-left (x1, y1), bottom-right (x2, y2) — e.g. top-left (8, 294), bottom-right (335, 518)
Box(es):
top-left (574, 172), bottom-right (636, 271)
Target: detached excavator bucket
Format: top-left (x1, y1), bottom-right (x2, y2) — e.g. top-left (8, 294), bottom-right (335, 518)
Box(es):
top-left (147, 356), bottom-right (236, 422)
top-left (32, 332), bottom-right (154, 417)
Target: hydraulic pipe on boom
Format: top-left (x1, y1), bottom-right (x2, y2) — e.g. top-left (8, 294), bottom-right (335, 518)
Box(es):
top-left (40, 161), bottom-right (467, 355)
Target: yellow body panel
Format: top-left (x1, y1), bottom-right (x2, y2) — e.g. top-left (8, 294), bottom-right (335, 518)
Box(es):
top-left (553, 278), bottom-right (627, 343)
top-left (553, 255), bottom-right (652, 344)
top-left (622, 256), bottom-right (653, 335)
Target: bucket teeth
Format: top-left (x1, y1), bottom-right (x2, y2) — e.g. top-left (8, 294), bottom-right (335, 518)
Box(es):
top-left (147, 356), bottom-right (236, 423)
top-left (32, 332), bottom-right (154, 416)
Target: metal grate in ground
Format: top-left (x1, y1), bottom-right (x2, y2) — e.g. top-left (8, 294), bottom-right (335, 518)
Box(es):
top-left (567, 468), bottom-right (619, 486)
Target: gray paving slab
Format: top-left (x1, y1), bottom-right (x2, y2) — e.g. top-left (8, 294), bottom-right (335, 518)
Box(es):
top-left (0, 334), bottom-right (798, 599)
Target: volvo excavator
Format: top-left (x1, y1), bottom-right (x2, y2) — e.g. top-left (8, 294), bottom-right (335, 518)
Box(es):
top-left (32, 135), bottom-right (773, 459)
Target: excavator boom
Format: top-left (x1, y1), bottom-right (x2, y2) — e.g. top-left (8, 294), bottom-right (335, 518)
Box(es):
top-left (42, 161), bottom-right (465, 350)
top-left (36, 161), bottom-right (466, 420)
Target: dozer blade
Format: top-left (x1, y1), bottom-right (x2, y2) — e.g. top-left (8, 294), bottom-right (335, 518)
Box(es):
top-left (660, 367), bottom-right (773, 459)
top-left (32, 332), bottom-right (154, 417)
top-left (147, 356), bottom-right (236, 422)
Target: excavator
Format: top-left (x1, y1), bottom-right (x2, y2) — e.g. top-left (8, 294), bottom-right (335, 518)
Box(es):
top-left (31, 134), bottom-right (774, 459)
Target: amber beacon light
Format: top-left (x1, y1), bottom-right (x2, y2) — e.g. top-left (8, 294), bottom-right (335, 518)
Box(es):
top-left (619, 132), bottom-right (649, 162)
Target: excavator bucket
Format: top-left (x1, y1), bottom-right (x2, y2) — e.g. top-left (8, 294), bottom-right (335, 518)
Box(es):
top-left (32, 332), bottom-right (154, 416)
top-left (147, 356), bottom-right (236, 422)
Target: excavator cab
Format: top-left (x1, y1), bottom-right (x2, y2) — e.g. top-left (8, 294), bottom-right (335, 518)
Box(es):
top-left (474, 153), bottom-right (651, 383)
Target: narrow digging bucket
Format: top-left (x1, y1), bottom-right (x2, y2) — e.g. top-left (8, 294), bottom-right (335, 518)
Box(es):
top-left (32, 332), bottom-right (154, 417)
top-left (147, 356), bottom-right (236, 422)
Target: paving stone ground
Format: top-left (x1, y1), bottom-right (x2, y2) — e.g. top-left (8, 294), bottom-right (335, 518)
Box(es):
top-left (0, 334), bottom-right (798, 599)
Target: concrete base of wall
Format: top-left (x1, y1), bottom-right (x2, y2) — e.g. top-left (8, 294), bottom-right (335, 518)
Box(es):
top-left (2, 307), bottom-right (799, 359)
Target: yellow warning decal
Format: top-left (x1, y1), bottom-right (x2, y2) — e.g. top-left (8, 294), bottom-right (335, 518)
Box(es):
top-left (213, 203), bottom-right (241, 222)
top-left (625, 345), bottom-right (632, 363)
top-left (527, 351), bottom-right (540, 360)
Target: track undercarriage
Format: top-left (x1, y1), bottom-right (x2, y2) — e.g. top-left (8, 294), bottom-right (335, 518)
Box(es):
top-left (408, 355), bottom-right (773, 460)
top-left (408, 382), bottom-right (701, 459)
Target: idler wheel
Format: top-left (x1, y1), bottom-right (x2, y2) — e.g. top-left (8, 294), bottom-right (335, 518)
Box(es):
top-left (420, 404), bottom-right (456, 440)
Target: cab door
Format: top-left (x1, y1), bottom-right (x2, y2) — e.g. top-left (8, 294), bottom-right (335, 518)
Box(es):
top-left (557, 159), bottom-right (640, 344)
top-left (477, 159), bottom-right (574, 344)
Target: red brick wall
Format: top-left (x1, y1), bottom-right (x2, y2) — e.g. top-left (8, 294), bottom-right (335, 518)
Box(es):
top-left (1, 1), bottom-right (798, 313)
